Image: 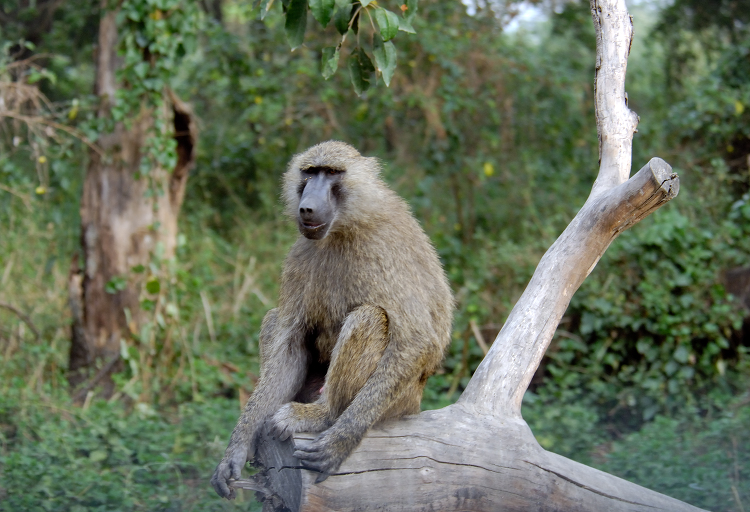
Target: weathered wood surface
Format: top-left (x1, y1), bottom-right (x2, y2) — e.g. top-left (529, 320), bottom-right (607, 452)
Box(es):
top-left (235, 405), bottom-right (704, 512)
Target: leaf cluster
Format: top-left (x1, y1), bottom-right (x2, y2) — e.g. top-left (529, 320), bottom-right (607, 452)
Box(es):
top-left (276, 0), bottom-right (414, 93)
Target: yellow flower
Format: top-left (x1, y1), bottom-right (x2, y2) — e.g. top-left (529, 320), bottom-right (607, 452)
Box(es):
top-left (38, 155), bottom-right (47, 164)
top-left (483, 162), bottom-right (494, 177)
top-left (735, 100), bottom-right (745, 116)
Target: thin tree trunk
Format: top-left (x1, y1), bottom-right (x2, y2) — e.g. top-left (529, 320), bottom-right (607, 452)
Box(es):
top-left (67, 5), bottom-right (196, 397)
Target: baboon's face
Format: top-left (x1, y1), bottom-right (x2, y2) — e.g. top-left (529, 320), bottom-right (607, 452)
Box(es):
top-left (297, 166), bottom-right (344, 240)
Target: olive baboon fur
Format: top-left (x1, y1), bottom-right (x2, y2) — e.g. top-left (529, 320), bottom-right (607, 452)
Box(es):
top-left (211, 141), bottom-right (454, 499)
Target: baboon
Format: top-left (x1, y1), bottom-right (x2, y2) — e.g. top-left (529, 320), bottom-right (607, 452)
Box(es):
top-left (211, 141), bottom-right (454, 499)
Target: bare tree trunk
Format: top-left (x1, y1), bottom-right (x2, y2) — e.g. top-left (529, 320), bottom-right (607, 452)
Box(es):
top-left (229, 1), bottom-right (706, 510)
top-left (67, 6), bottom-right (196, 397)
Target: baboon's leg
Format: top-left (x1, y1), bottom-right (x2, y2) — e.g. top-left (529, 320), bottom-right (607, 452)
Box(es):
top-left (269, 305), bottom-right (388, 440)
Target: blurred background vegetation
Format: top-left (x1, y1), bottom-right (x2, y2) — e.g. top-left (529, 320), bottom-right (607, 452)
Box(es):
top-left (0, 0), bottom-right (749, 510)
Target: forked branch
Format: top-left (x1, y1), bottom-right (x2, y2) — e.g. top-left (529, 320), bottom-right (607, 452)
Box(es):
top-left (458, 0), bottom-right (678, 417)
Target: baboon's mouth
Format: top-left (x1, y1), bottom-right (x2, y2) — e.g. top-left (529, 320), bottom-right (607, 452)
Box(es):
top-left (303, 222), bottom-right (326, 230)
top-left (299, 220), bottom-right (330, 240)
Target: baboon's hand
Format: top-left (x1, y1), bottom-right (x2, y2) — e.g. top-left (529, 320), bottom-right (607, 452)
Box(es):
top-left (293, 428), bottom-right (352, 482)
top-left (210, 443), bottom-right (248, 500)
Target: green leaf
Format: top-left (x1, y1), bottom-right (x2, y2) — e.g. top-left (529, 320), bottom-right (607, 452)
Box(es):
top-left (398, 16), bottom-right (416, 34)
top-left (374, 8), bottom-right (399, 41)
top-left (310, 0), bottom-right (335, 27)
top-left (372, 39), bottom-right (396, 86)
top-left (105, 276), bottom-right (127, 294)
top-left (285, 0), bottom-right (308, 50)
top-left (399, 0), bottom-right (417, 33)
top-left (259, 0), bottom-right (275, 20)
top-left (360, 0), bottom-right (373, 5)
top-left (673, 345), bottom-right (690, 364)
top-left (348, 47), bottom-right (375, 96)
top-left (146, 277), bottom-right (161, 295)
top-left (404, 0), bottom-right (418, 21)
top-left (333, 5), bottom-right (351, 34)
top-left (89, 450), bottom-right (108, 462)
top-left (321, 46), bottom-right (340, 79)
top-left (133, 61), bottom-right (149, 79)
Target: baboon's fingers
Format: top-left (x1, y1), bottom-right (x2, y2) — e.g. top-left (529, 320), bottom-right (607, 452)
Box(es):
top-left (229, 459), bottom-right (243, 480)
top-left (298, 457), bottom-right (326, 471)
top-left (292, 450), bottom-right (323, 464)
top-left (298, 452), bottom-right (340, 478)
top-left (293, 445), bottom-right (327, 462)
top-left (210, 463), bottom-right (237, 500)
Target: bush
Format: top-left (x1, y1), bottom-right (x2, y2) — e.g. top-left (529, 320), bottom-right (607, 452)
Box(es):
top-left (599, 391), bottom-right (750, 512)
top-left (0, 389), bottom-right (261, 511)
top-left (543, 202), bottom-right (750, 422)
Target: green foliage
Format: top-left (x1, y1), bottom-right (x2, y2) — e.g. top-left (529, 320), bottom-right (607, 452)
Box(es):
top-left (310, 0), bottom-right (335, 27)
top-left (284, 0), bottom-right (308, 49)
top-left (321, 45), bottom-right (340, 78)
top-left (0, 388), bottom-right (262, 511)
top-left (371, 38), bottom-right (396, 86)
top-left (527, 4), bottom-right (749, 426)
top-left (666, 36), bottom-right (750, 198)
top-left (267, 0), bottom-right (415, 94)
top-left (0, 41), bottom-right (90, 207)
top-left (347, 46), bottom-right (375, 95)
top-left (115, 0), bottom-right (203, 174)
top-left (598, 389), bottom-right (750, 512)
top-left (543, 205), bottom-right (750, 420)
top-left (522, 390), bottom-right (605, 465)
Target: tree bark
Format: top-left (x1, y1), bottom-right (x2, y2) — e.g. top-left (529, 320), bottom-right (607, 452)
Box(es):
top-left (229, 0), bottom-right (705, 510)
top-left (67, 5), bottom-right (196, 397)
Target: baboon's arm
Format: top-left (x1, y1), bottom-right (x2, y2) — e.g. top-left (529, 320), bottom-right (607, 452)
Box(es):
top-left (211, 309), bottom-right (308, 499)
top-left (293, 344), bottom-right (421, 479)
